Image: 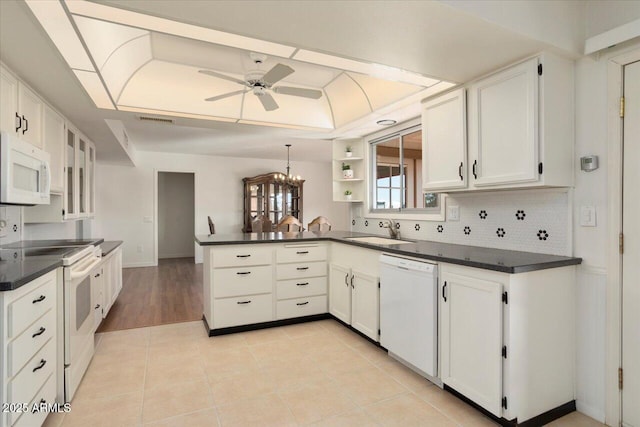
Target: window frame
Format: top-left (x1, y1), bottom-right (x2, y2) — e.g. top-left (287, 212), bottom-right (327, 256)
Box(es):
top-left (365, 118), bottom-right (446, 221)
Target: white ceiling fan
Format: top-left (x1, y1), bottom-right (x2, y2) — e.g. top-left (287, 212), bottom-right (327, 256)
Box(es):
top-left (199, 53), bottom-right (323, 111)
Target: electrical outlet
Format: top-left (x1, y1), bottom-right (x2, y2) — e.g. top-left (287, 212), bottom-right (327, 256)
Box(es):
top-left (447, 205), bottom-right (460, 221)
top-left (137, 245), bottom-right (144, 253)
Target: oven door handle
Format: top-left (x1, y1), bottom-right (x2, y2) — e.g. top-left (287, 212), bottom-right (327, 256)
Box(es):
top-left (69, 256), bottom-right (102, 280)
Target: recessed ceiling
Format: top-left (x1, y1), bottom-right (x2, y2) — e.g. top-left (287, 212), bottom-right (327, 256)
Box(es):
top-left (0, 0), bottom-right (576, 163)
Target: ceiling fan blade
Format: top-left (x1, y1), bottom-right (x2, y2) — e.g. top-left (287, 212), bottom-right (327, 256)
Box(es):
top-left (198, 69), bottom-right (247, 86)
top-left (262, 63), bottom-right (294, 86)
top-left (258, 93), bottom-right (279, 111)
top-left (205, 89), bottom-right (248, 102)
top-left (273, 86), bottom-right (323, 99)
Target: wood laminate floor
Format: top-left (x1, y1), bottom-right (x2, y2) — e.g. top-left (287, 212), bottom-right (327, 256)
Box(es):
top-left (96, 257), bottom-right (202, 333)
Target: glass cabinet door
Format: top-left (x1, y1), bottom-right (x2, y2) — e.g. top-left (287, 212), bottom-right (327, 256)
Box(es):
top-left (65, 127), bottom-right (77, 218)
top-left (78, 138), bottom-right (87, 216)
top-left (87, 143), bottom-right (95, 216)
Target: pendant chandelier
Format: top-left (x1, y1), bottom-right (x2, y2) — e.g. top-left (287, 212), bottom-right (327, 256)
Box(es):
top-left (274, 144), bottom-right (301, 183)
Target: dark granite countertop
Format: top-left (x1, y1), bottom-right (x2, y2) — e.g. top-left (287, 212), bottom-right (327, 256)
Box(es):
top-left (195, 231), bottom-right (581, 274)
top-left (0, 238), bottom-right (104, 249)
top-left (100, 241), bottom-right (123, 257)
top-left (0, 251), bottom-right (62, 291)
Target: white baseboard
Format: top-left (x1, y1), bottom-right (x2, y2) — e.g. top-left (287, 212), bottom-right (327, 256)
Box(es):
top-left (576, 401), bottom-right (606, 423)
top-left (123, 261), bottom-right (157, 268)
top-left (158, 253), bottom-right (195, 259)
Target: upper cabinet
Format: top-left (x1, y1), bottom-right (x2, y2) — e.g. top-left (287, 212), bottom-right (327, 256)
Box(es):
top-left (332, 138), bottom-right (365, 202)
top-left (42, 104), bottom-right (65, 194)
top-left (421, 88), bottom-right (467, 191)
top-left (421, 53), bottom-right (574, 193)
top-left (0, 66), bottom-right (43, 148)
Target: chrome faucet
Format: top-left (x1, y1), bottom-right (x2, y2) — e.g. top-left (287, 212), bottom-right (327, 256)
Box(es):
top-left (382, 219), bottom-right (400, 239)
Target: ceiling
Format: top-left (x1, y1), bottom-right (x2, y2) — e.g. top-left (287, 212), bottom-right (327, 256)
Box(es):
top-left (0, 0), bottom-right (574, 164)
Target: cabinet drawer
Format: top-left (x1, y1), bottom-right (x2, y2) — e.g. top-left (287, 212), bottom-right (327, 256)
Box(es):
top-left (213, 294), bottom-right (273, 329)
top-left (11, 372), bottom-right (56, 427)
top-left (212, 246), bottom-right (273, 268)
top-left (8, 309), bottom-right (55, 376)
top-left (277, 262), bottom-right (327, 280)
top-left (277, 245), bottom-right (327, 264)
top-left (277, 295), bottom-right (327, 320)
top-left (9, 339), bottom-right (55, 410)
top-left (277, 277), bottom-right (327, 300)
top-left (8, 273), bottom-right (56, 339)
top-left (213, 265), bottom-right (273, 298)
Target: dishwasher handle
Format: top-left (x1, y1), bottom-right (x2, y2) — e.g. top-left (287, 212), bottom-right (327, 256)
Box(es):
top-left (442, 281), bottom-right (447, 302)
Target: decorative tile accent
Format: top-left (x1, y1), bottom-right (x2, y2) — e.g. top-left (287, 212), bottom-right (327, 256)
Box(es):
top-left (364, 220), bottom-right (369, 227)
top-left (414, 224), bottom-right (420, 231)
top-left (537, 229), bottom-right (549, 241)
top-left (351, 219), bottom-right (356, 226)
top-left (378, 221), bottom-right (383, 228)
top-left (395, 222), bottom-right (400, 230)
top-left (516, 210), bottom-right (526, 220)
top-left (437, 225), bottom-right (444, 233)
top-left (496, 228), bottom-right (506, 238)
top-left (463, 226), bottom-right (471, 235)
top-left (479, 210), bottom-right (488, 219)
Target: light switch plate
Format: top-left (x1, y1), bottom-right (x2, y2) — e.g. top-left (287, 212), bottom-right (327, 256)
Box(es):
top-left (143, 216), bottom-right (153, 223)
top-left (447, 205), bottom-right (460, 221)
top-left (580, 206), bottom-right (597, 227)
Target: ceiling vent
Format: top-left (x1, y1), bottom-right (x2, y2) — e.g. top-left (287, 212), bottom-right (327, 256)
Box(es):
top-left (138, 115), bottom-right (174, 124)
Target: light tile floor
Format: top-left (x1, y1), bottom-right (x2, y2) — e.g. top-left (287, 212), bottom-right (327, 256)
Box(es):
top-left (42, 320), bottom-right (606, 427)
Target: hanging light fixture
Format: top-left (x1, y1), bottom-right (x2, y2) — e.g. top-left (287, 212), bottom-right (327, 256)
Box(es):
top-left (274, 144), bottom-right (301, 183)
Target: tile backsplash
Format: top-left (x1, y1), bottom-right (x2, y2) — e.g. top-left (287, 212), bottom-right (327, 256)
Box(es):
top-left (0, 206), bottom-right (22, 245)
top-left (351, 189), bottom-right (570, 256)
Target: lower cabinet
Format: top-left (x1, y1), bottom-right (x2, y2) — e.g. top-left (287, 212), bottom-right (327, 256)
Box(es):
top-left (439, 263), bottom-right (576, 423)
top-left (90, 265), bottom-right (104, 333)
top-left (0, 269), bottom-right (60, 427)
top-left (329, 244), bottom-right (380, 341)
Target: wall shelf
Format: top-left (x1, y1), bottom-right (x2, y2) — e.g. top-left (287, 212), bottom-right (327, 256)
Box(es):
top-left (332, 138), bottom-right (365, 203)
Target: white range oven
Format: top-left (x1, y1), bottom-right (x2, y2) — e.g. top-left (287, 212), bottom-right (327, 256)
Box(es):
top-left (61, 245), bottom-right (102, 402)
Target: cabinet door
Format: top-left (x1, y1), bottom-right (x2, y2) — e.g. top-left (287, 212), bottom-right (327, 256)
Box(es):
top-left (42, 104), bottom-right (65, 193)
top-left (87, 141), bottom-right (96, 217)
top-left (77, 136), bottom-right (88, 217)
top-left (440, 270), bottom-right (503, 417)
top-left (351, 270), bottom-right (379, 341)
top-left (329, 263), bottom-right (351, 324)
top-left (17, 83), bottom-right (43, 148)
top-left (0, 66), bottom-right (18, 135)
top-left (64, 127), bottom-right (78, 219)
top-left (91, 266), bottom-right (104, 332)
top-left (422, 89), bottom-right (467, 190)
top-left (469, 58), bottom-right (539, 187)
top-left (101, 257), bottom-right (113, 317)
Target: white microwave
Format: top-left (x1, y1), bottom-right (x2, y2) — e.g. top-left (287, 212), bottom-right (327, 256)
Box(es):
top-left (0, 131), bottom-right (50, 205)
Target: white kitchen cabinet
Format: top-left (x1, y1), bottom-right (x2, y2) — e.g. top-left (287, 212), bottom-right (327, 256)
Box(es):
top-left (329, 263), bottom-right (351, 324)
top-left (329, 244), bottom-right (380, 341)
top-left (0, 65), bottom-right (43, 148)
top-left (64, 126), bottom-right (79, 219)
top-left (332, 138), bottom-right (365, 202)
top-left (42, 104), bottom-right (65, 194)
top-left (438, 263), bottom-right (576, 423)
top-left (421, 88), bottom-right (467, 191)
top-left (87, 141), bottom-right (96, 217)
top-left (90, 264), bottom-right (104, 333)
top-left (101, 246), bottom-right (122, 319)
top-left (440, 268), bottom-right (504, 416)
top-left (467, 54), bottom-right (574, 189)
top-left (0, 269), bottom-right (60, 427)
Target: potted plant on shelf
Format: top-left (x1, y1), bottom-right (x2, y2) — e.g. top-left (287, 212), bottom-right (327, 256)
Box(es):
top-left (345, 146), bottom-right (353, 158)
top-left (342, 162), bottom-right (354, 179)
top-left (344, 190), bottom-right (353, 200)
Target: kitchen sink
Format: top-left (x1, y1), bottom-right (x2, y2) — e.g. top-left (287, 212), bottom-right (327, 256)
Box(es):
top-left (344, 236), bottom-right (414, 245)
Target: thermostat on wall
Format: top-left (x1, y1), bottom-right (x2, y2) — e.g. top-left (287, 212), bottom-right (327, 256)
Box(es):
top-left (580, 155), bottom-right (599, 172)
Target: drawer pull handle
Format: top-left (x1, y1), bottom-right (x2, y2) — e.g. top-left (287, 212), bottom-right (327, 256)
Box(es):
top-left (237, 300), bottom-right (252, 305)
top-left (32, 327), bottom-right (46, 338)
top-left (236, 271), bottom-right (251, 275)
top-left (296, 251), bottom-right (309, 254)
top-left (236, 254), bottom-right (251, 258)
top-left (296, 267), bottom-right (309, 271)
top-left (94, 273), bottom-right (101, 278)
top-left (296, 282), bottom-right (309, 286)
top-left (296, 301), bottom-right (309, 306)
top-left (95, 304), bottom-right (101, 309)
top-left (32, 295), bottom-right (46, 304)
top-left (32, 359), bottom-right (47, 372)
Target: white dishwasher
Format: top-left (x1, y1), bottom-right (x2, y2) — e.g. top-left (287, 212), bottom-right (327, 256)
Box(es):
top-left (379, 254), bottom-right (438, 378)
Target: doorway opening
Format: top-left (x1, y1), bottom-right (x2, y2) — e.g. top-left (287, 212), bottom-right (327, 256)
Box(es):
top-left (158, 172), bottom-right (195, 261)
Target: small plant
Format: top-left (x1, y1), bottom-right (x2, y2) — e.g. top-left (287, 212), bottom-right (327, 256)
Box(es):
top-left (344, 190), bottom-right (353, 195)
top-left (342, 162), bottom-right (351, 171)
top-left (345, 146), bottom-right (352, 153)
